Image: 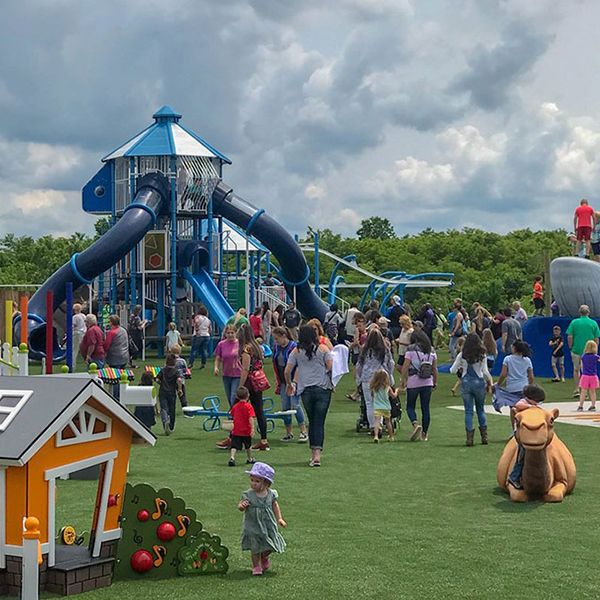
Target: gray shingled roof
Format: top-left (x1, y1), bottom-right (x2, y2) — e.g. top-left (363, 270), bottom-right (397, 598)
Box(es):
top-left (0, 376), bottom-right (154, 464)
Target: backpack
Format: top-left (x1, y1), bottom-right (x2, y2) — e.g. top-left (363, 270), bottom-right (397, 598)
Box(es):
top-left (461, 316), bottom-right (470, 336)
top-left (416, 351), bottom-right (433, 379)
top-left (324, 314), bottom-right (339, 341)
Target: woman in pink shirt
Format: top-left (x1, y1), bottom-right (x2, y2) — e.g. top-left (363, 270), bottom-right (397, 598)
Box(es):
top-left (214, 324), bottom-right (242, 407)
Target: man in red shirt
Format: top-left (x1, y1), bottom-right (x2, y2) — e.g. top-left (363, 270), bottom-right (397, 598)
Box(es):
top-left (228, 386), bottom-right (256, 467)
top-left (574, 198), bottom-right (595, 258)
top-left (79, 314), bottom-right (106, 368)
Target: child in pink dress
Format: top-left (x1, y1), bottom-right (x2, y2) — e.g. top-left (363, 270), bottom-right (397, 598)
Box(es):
top-left (578, 340), bottom-right (600, 411)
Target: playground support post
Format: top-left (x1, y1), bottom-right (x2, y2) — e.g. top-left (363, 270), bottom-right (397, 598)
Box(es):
top-left (4, 300), bottom-right (12, 350)
top-left (65, 282), bottom-right (73, 373)
top-left (45, 291), bottom-right (53, 374)
top-left (20, 295), bottom-right (28, 344)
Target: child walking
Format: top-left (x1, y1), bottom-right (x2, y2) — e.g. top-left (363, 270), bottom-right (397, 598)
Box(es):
top-left (171, 344), bottom-right (188, 408)
top-left (157, 354), bottom-right (181, 435)
top-left (134, 371), bottom-right (156, 430)
top-left (238, 462), bottom-right (286, 576)
top-left (228, 386), bottom-right (256, 467)
top-left (370, 369), bottom-right (397, 442)
top-left (549, 325), bottom-right (565, 383)
top-left (578, 340), bottom-right (600, 411)
top-left (165, 322), bottom-right (183, 354)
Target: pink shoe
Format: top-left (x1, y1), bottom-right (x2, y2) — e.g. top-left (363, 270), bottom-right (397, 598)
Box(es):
top-left (252, 566), bottom-right (263, 576)
top-left (261, 558), bottom-right (271, 571)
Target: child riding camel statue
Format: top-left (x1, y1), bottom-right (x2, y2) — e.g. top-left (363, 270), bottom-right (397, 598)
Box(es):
top-left (497, 406), bottom-right (576, 503)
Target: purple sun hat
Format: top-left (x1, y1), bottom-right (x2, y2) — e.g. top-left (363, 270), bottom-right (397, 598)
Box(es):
top-left (245, 461), bottom-right (275, 483)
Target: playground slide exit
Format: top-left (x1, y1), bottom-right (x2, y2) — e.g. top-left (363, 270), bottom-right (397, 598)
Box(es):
top-left (212, 182), bottom-right (328, 322)
top-left (182, 269), bottom-right (234, 330)
top-left (18, 173), bottom-right (170, 360)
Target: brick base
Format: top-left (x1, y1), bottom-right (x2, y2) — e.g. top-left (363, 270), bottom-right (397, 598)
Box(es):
top-left (0, 541), bottom-right (115, 597)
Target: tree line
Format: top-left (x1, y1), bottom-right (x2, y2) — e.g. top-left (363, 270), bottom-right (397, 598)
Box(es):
top-left (0, 216), bottom-right (571, 314)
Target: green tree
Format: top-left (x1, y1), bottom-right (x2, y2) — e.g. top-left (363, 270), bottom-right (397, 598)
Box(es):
top-left (94, 217), bottom-right (111, 237)
top-left (356, 217), bottom-right (396, 240)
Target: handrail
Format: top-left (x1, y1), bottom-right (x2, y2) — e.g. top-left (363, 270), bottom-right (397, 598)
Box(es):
top-left (300, 245), bottom-right (453, 288)
top-left (319, 286), bottom-right (349, 312)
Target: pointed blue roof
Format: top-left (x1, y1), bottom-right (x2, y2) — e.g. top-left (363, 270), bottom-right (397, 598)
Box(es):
top-left (102, 106), bottom-right (231, 164)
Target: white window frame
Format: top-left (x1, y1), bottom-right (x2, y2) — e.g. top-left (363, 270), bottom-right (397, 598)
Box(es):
top-left (0, 390), bottom-right (33, 432)
top-left (55, 405), bottom-right (112, 447)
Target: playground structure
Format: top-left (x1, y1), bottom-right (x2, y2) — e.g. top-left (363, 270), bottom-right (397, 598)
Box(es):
top-left (299, 234), bottom-right (454, 312)
top-left (14, 106), bottom-right (328, 362)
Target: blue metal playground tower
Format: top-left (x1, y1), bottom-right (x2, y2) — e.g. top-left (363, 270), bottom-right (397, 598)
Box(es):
top-left (82, 106), bottom-right (233, 335)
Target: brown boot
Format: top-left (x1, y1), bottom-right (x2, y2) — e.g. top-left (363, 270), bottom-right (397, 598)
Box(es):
top-left (466, 429), bottom-right (474, 447)
top-left (479, 426), bottom-right (488, 445)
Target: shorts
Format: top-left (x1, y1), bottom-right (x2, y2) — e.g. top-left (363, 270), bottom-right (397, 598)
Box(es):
top-left (551, 355), bottom-right (564, 367)
top-left (533, 297), bottom-right (545, 310)
top-left (580, 374), bottom-right (599, 390)
top-left (230, 435), bottom-right (252, 450)
top-left (571, 352), bottom-right (582, 372)
top-left (351, 351), bottom-right (359, 366)
top-left (577, 226), bottom-right (592, 241)
top-left (592, 242), bottom-right (600, 256)
top-left (374, 409), bottom-right (391, 419)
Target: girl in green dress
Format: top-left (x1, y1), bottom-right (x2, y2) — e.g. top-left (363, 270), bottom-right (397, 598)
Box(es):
top-left (238, 462), bottom-right (287, 575)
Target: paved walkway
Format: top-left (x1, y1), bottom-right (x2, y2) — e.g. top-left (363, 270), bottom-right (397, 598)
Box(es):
top-left (447, 401), bottom-right (600, 428)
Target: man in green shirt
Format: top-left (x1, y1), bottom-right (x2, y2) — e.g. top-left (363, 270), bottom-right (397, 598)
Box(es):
top-left (566, 304), bottom-right (600, 396)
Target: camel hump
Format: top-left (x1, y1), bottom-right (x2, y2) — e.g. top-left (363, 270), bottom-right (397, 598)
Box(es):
top-left (548, 434), bottom-right (577, 492)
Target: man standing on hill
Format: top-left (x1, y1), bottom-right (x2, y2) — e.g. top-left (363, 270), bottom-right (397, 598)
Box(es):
top-left (573, 198), bottom-right (595, 258)
top-left (567, 304), bottom-right (600, 398)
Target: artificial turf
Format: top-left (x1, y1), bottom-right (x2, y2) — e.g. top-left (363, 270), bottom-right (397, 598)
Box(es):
top-left (50, 356), bottom-right (600, 599)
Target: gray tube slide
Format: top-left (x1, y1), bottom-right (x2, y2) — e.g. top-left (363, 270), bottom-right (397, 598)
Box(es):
top-left (212, 182), bottom-right (328, 322)
top-left (19, 172), bottom-right (170, 359)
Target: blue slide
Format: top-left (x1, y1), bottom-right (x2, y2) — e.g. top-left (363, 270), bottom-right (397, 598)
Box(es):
top-left (182, 269), bottom-right (234, 330)
top-left (212, 182), bottom-right (328, 321)
top-left (16, 173), bottom-right (170, 359)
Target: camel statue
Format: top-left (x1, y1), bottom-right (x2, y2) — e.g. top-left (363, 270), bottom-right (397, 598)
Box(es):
top-left (497, 407), bottom-right (576, 502)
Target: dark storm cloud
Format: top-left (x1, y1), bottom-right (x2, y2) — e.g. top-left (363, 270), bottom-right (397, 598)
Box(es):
top-left (451, 20), bottom-right (553, 110)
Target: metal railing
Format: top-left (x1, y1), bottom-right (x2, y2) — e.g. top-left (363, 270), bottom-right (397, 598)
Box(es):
top-left (318, 286), bottom-right (349, 312)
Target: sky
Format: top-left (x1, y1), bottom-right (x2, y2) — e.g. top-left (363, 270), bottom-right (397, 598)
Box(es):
top-left (0, 0), bottom-right (599, 239)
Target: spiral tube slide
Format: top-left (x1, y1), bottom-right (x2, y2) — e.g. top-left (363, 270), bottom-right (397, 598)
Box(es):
top-left (212, 182), bottom-right (328, 322)
top-left (17, 172), bottom-right (170, 360)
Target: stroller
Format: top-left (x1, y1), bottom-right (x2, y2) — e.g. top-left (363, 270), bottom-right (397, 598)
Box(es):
top-left (355, 387), bottom-right (402, 434)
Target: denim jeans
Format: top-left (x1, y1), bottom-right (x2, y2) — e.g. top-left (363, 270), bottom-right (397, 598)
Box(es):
top-left (249, 388), bottom-right (267, 439)
top-left (222, 376), bottom-right (241, 408)
top-left (461, 376), bottom-right (487, 431)
top-left (189, 336), bottom-right (210, 367)
top-left (279, 388), bottom-right (305, 426)
top-left (159, 393), bottom-right (176, 430)
top-left (301, 386), bottom-right (332, 450)
top-left (361, 382), bottom-right (375, 428)
top-left (406, 386), bottom-right (432, 433)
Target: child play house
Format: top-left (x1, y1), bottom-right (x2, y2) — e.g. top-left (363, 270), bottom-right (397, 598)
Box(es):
top-left (0, 376), bottom-right (156, 596)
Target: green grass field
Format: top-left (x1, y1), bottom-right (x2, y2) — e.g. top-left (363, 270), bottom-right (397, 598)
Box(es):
top-left (50, 356), bottom-right (600, 599)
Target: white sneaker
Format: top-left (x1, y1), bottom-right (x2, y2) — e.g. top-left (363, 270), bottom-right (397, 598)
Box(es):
top-left (298, 432), bottom-right (309, 443)
top-left (280, 433), bottom-right (294, 442)
top-left (409, 424), bottom-right (422, 441)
